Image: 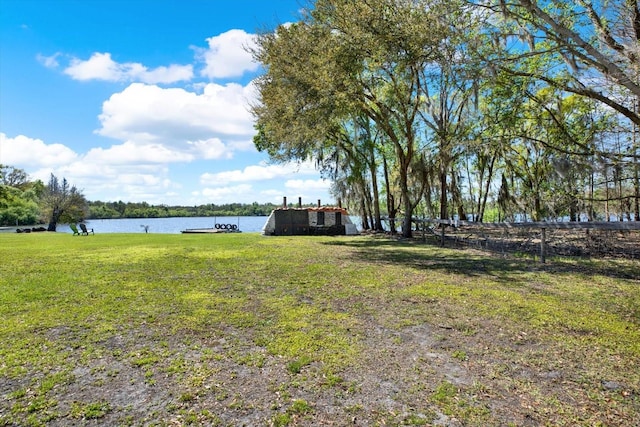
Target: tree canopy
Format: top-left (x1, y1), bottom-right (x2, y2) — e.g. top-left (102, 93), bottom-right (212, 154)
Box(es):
top-left (251, 0), bottom-right (640, 231)
top-left (0, 165), bottom-right (43, 226)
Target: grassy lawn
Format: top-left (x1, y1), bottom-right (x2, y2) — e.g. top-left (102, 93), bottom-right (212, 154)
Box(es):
top-left (0, 232), bottom-right (638, 426)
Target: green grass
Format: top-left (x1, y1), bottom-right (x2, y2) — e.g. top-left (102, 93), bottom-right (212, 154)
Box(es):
top-left (1, 232), bottom-right (639, 426)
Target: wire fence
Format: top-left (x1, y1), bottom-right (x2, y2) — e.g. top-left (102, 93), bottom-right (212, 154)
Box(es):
top-left (386, 219), bottom-right (640, 262)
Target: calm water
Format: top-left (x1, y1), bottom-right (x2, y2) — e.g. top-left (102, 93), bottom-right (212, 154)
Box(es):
top-left (3, 216), bottom-right (269, 234)
top-left (2, 215), bottom-right (363, 234)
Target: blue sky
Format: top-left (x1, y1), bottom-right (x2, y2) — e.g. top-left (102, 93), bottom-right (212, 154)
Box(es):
top-left (0, 0), bottom-right (333, 206)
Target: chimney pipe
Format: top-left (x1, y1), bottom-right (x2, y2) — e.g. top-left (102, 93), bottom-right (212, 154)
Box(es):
top-left (283, 197), bottom-right (287, 208)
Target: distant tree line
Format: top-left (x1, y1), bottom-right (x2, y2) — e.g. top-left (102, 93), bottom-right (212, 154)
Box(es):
top-left (1, 165), bottom-right (279, 229)
top-left (86, 200), bottom-right (278, 219)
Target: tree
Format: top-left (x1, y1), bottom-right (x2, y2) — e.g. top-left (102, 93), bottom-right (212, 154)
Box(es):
top-left (0, 166), bottom-right (43, 226)
top-left (252, 0), bottom-right (450, 237)
top-left (40, 174), bottom-right (88, 231)
top-left (418, 31), bottom-right (478, 220)
top-left (0, 185), bottom-right (40, 226)
top-left (0, 164), bottom-right (30, 188)
top-left (473, 0), bottom-right (640, 128)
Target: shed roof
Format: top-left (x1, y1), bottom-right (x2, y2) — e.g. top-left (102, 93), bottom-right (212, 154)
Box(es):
top-left (273, 206), bottom-right (349, 215)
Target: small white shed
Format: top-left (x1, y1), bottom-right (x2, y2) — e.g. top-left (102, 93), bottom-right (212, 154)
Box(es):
top-left (262, 206), bottom-right (358, 236)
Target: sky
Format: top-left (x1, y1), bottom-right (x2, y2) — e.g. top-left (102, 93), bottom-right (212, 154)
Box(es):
top-left (0, 0), bottom-right (334, 206)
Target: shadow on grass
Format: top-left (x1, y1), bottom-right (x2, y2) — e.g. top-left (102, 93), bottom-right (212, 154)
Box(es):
top-left (322, 236), bottom-right (640, 282)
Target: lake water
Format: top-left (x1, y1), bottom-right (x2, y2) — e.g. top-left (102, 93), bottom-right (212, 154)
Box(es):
top-left (70, 216), bottom-right (269, 234)
top-left (2, 215), bottom-right (364, 234)
top-left (1, 216), bottom-right (268, 234)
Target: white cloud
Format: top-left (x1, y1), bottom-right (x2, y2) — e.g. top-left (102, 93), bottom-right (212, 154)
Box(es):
top-left (64, 52), bottom-right (193, 84)
top-left (226, 138), bottom-right (257, 152)
top-left (279, 179), bottom-right (333, 206)
top-left (188, 138), bottom-right (230, 160)
top-left (47, 162), bottom-right (181, 205)
top-left (36, 53), bottom-right (61, 69)
top-left (197, 184), bottom-right (312, 205)
top-left (196, 161), bottom-right (331, 205)
top-left (201, 184), bottom-right (254, 202)
top-left (0, 132), bottom-right (187, 203)
top-left (198, 29), bottom-right (259, 79)
top-left (285, 179), bottom-right (331, 192)
top-left (199, 161), bottom-right (319, 185)
top-left (261, 189), bottom-right (285, 198)
top-left (0, 133), bottom-right (78, 168)
top-left (84, 141), bottom-right (195, 165)
top-left (97, 82), bottom-right (256, 144)
top-left (50, 28), bottom-right (262, 83)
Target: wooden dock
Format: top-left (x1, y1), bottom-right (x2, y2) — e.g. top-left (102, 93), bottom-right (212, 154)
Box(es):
top-left (181, 228), bottom-right (241, 234)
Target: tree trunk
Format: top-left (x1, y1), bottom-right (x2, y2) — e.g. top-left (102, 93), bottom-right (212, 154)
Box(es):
top-left (360, 198), bottom-right (370, 230)
top-left (467, 155), bottom-right (480, 222)
top-left (617, 164), bottom-right (624, 221)
top-left (634, 103), bottom-right (639, 220)
top-left (479, 156), bottom-right (496, 222)
top-left (473, 160), bottom-right (485, 222)
top-left (450, 169), bottom-right (466, 220)
top-left (534, 195), bottom-right (542, 221)
top-left (370, 160), bottom-right (383, 231)
top-left (605, 166), bottom-right (610, 221)
top-left (402, 195), bottom-right (413, 238)
top-left (399, 164), bottom-right (413, 238)
top-left (362, 133), bottom-right (384, 231)
top-left (568, 179), bottom-right (578, 222)
top-left (439, 168), bottom-right (448, 220)
top-left (47, 207), bottom-right (61, 231)
top-left (394, 135), bottom-right (414, 238)
top-left (389, 195), bottom-right (398, 234)
top-left (634, 155), bottom-right (639, 221)
top-left (383, 156), bottom-right (398, 234)
top-left (589, 171), bottom-right (595, 221)
top-left (366, 187), bottom-right (375, 230)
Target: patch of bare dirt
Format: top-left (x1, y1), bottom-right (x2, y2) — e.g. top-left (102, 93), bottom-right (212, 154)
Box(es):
top-left (28, 320), bottom-right (474, 426)
top-left (3, 307), bottom-right (639, 426)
